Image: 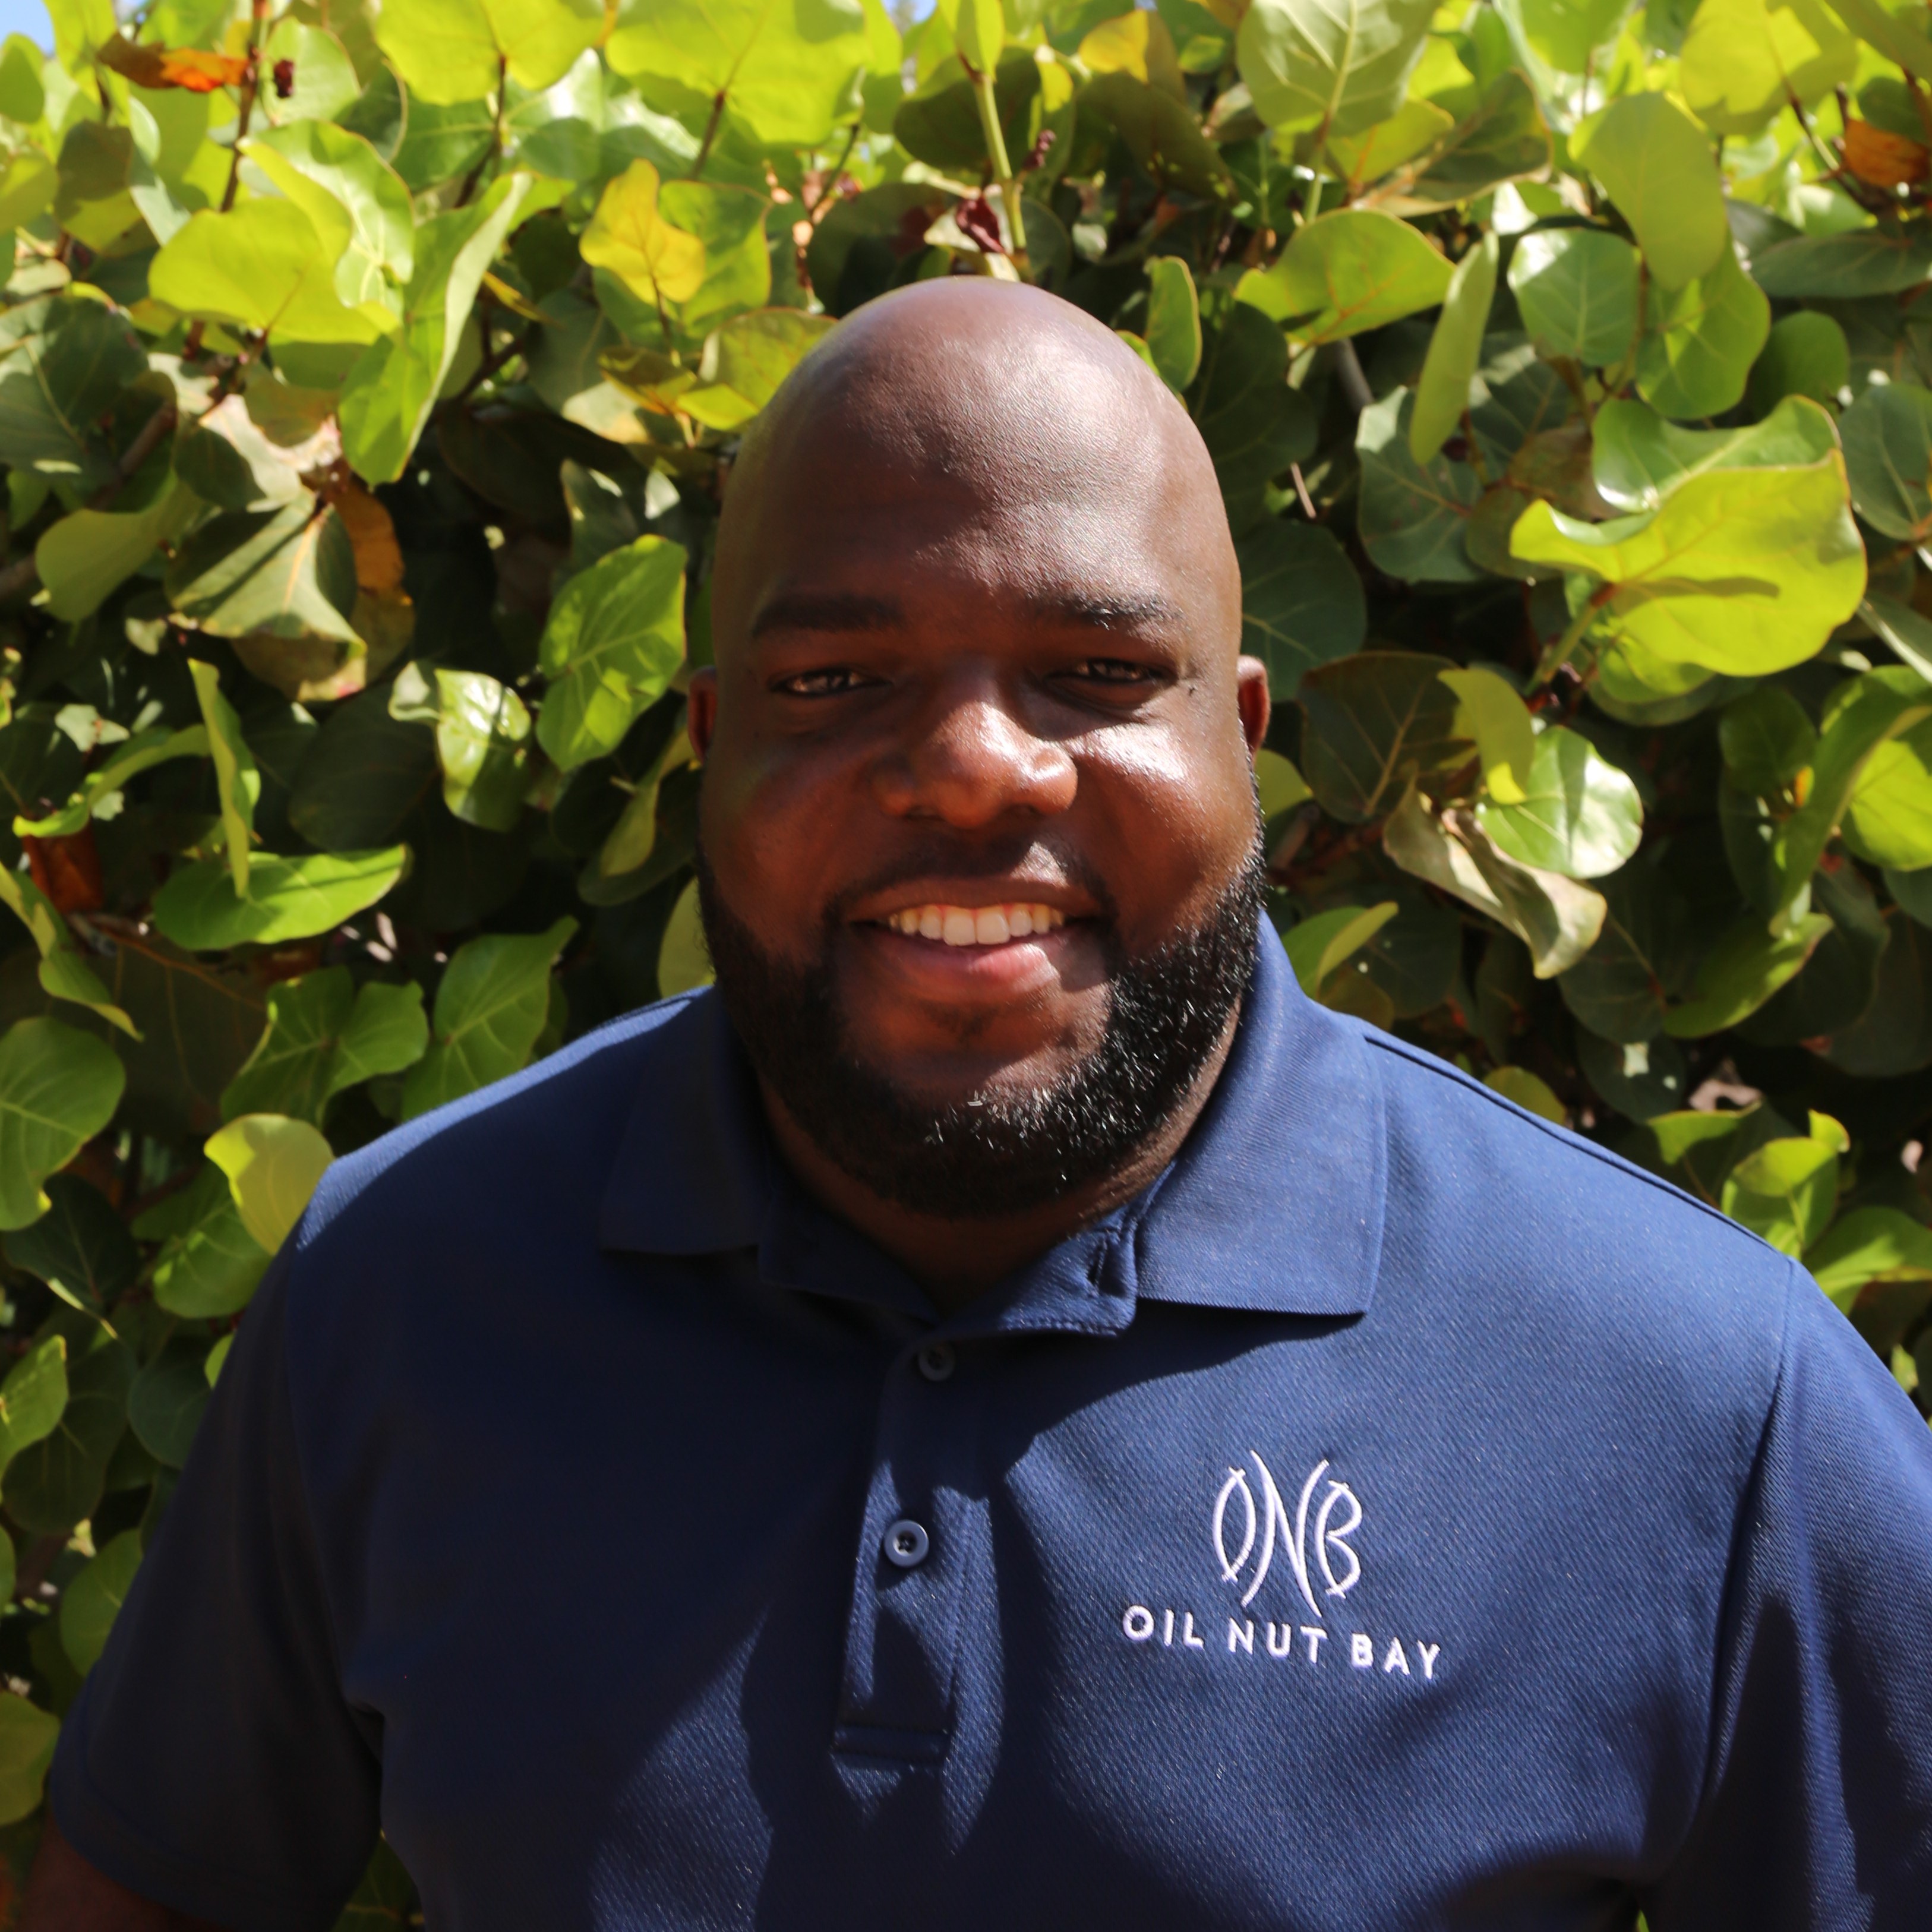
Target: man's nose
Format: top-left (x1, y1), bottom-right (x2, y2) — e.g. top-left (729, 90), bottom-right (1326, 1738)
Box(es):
top-left (871, 684), bottom-right (1078, 828)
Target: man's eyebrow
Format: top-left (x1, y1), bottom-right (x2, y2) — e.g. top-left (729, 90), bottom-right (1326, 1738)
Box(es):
top-left (750, 592), bottom-right (903, 638)
top-left (1028, 592), bottom-right (1186, 630)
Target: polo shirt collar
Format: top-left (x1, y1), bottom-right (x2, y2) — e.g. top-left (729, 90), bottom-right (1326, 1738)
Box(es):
top-left (598, 924), bottom-right (1385, 1322)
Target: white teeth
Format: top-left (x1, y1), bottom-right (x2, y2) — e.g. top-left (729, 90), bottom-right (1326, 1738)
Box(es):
top-left (884, 902), bottom-right (1066, 946)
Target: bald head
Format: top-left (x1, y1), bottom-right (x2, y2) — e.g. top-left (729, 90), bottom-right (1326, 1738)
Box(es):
top-left (714, 279), bottom-right (1241, 662)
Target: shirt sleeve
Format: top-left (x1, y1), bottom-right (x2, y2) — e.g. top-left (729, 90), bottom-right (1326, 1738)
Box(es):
top-left (1649, 1257), bottom-right (1932, 1930)
top-left (48, 1250), bottom-right (381, 1932)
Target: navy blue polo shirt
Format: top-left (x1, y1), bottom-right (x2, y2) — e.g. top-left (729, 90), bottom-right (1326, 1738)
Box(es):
top-left (51, 929), bottom-right (1932, 1930)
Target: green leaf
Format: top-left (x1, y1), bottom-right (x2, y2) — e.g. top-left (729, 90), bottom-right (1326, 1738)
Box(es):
top-left (1746, 310), bottom-right (1850, 415)
top-left (205, 1113), bottom-right (332, 1254)
top-left (393, 665), bottom-right (534, 832)
top-left (680, 309), bottom-right (836, 431)
top-left (339, 173), bottom-right (532, 486)
top-left (0, 298), bottom-right (145, 482)
top-left (147, 1165), bottom-right (270, 1321)
top-left (1772, 669), bottom-right (1932, 907)
top-left (1590, 393), bottom-right (1839, 513)
top-left (288, 697), bottom-right (438, 853)
top-left (581, 159), bottom-right (707, 310)
top-left (1410, 235), bottom-right (1497, 463)
top-left (1235, 519), bottom-right (1366, 699)
top-left (1484, 1065), bottom-right (1566, 1122)
top-left (1806, 1204), bottom-right (1932, 1306)
top-left (894, 52), bottom-right (1043, 178)
top-left (1750, 225), bottom-right (1932, 298)
top-left (658, 877), bottom-right (714, 997)
top-left (1681, 0), bottom-right (1855, 136)
top-left (2, 1176), bottom-right (137, 1317)
top-left (0, 1019), bottom-right (125, 1233)
top-left (1144, 256), bottom-right (1202, 392)
top-left (1243, 209), bottom-right (1453, 345)
top-left (596, 718), bottom-right (695, 880)
top-left (607, 0), bottom-right (869, 147)
top-left (150, 847), bottom-right (409, 951)
top-left (13, 724), bottom-right (210, 841)
top-left (1635, 243), bottom-right (1770, 420)
top-left (0, 1696), bottom-right (59, 1827)
top-left (333, 982), bottom-right (430, 1094)
top-left (1255, 747), bottom-right (1313, 817)
top-left (1840, 381), bottom-right (1932, 542)
top-left (1575, 1028), bottom-right (1688, 1120)
top-left (955, 0), bottom-right (1003, 68)
top-left (0, 150), bottom-right (55, 233)
top-left (1841, 706), bottom-right (1932, 871)
top-left (1439, 664), bottom-right (1535, 803)
top-left (165, 500), bottom-right (362, 655)
top-left (150, 200), bottom-right (389, 345)
top-left (1509, 0), bottom-right (1630, 70)
top-left (1505, 227), bottom-right (1639, 366)
top-left (1663, 910), bottom-right (1834, 1034)
top-left (1574, 92), bottom-right (1728, 289)
top-left (1298, 649), bottom-right (1467, 822)
top-left (1281, 901), bottom-right (1399, 993)
top-left (188, 660), bottom-right (260, 899)
top-left (1720, 684), bottom-right (1817, 795)
top-left (1473, 724), bottom-right (1643, 878)
top-left (220, 967), bottom-right (355, 1125)
top-left (1721, 1132), bottom-right (1837, 1254)
top-left (127, 1337), bottom-right (211, 1469)
top-left (536, 536), bottom-right (689, 771)
top-left (1383, 784), bottom-right (1608, 976)
top-left (35, 480), bottom-right (200, 624)
top-left (1556, 861), bottom-right (1692, 1042)
top-left (1356, 389), bottom-right (1482, 582)
top-left (1509, 455), bottom-right (1865, 675)
top-left (1861, 595), bottom-right (1932, 684)
top-left (245, 119), bottom-right (415, 313)
top-left (1236, 0), bottom-right (1435, 137)
top-left (260, 18), bottom-right (362, 123)
top-left (0, 34), bottom-right (43, 124)
top-left (60, 1529), bottom-right (141, 1674)
top-left (1385, 71), bottom-right (1552, 214)
top-left (402, 916), bottom-right (577, 1118)
top-left (375, 0), bottom-right (604, 103)
top-left (0, 1336), bottom-right (67, 1473)
top-left (1187, 302), bottom-right (1316, 535)
top-left (2, 1321), bottom-right (132, 1538)
top-left (1081, 73), bottom-right (1232, 198)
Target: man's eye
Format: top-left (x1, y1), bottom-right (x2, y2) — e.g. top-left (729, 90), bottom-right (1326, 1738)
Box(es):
top-left (774, 668), bottom-right (876, 697)
top-left (1065, 658), bottom-right (1160, 686)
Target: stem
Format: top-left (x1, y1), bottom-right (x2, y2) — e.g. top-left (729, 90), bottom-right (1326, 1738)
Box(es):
top-left (454, 56), bottom-right (509, 209)
top-left (692, 89), bottom-right (727, 181)
top-left (809, 122), bottom-right (862, 230)
top-left (218, 0), bottom-right (270, 216)
top-left (1302, 168), bottom-right (1323, 226)
top-left (1333, 339), bottom-right (1372, 412)
top-left (969, 66), bottom-right (1027, 261)
top-left (1533, 589), bottom-right (1608, 687)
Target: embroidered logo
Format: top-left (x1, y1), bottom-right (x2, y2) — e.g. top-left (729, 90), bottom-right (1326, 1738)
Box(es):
top-left (1211, 1454), bottom-right (1360, 1616)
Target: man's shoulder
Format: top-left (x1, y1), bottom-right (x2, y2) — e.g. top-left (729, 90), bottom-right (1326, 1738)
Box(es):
top-left (298, 989), bottom-right (711, 1258)
top-left (1352, 1020), bottom-right (1795, 1396)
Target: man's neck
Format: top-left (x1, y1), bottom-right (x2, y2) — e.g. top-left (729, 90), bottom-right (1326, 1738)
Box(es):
top-left (757, 1005), bottom-right (1242, 1319)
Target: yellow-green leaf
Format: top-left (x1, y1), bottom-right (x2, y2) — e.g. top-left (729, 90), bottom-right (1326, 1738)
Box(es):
top-left (205, 1113), bottom-right (333, 1254)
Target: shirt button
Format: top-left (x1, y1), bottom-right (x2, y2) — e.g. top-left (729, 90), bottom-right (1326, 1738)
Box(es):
top-left (916, 1342), bottom-right (956, 1382)
top-left (883, 1519), bottom-right (930, 1569)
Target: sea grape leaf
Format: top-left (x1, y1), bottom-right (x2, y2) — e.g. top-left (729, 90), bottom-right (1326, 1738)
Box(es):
top-left (1144, 256), bottom-right (1202, 392)
top-left (1681, 0), bottom-right (1855, 136)
top-left (1472, 724), bottom-right (1643, 879)
top-left (1236, 0), bottom-right (1435, 137)
top-left (1240, 208), bottom-right (1453, 343)
top-left (1807, 1204), bottom-right (1932, 1305)
top-left (375, 0), bottom-right (604, 104)
top-left (1082, 72), bottom-right (1231, 197)
top-left (246, 119), bottom-right (415, 311)
top-left (0, 298), bottom-right (146, 481)
top-left (1663, 911), bottom-right (1834, 1035)
top-left (1557, 861), bottom-right (1693, 1042)
top-left (0, 1696), bottom-right (58, 1827)
top-left (1235, 519), bottom-right (1366, 698)
top-left (1721, 684), bottom-right (1817, 795)
top-left (2, 1322), bottom-right (132, 1538)
top-left (1410, 235), bottom-right (1497, 464)
top-left (680, 309), bottom-right (836, 431)
top-left (536, 536), bottom-right (688, 772)
top-left (60, 1529), bottom-right (141, 1673)
top-left (1505, 228), bottom-right (1640, 367)
top-left (0, 1019), bottom-right (125, 1232)
top-left (36, 482), bottom-right (200, 623)
top-left (1439, 665), bottom-right (1535, 804)
top-left (1749, 225), bottom-right (1932, 298)
top-left (1590, 394), bottom-right (1839, 513)
top-left (206, 1113), bottom-right (333, 1254)
top-left (151, 848), bottom-right (409, 951)
top-left (0, 1336), bottom-right (67, 1473)
top-left (1381, 71), bottom-right (1551, 215)
top-left (166, 500), bottom-right (362, 652)
top-left (1187, 302), bottom-right (1315, 534)
top-left (1509, 456), bottom-right (1865, 675)
top-left (657, 877), bottom-right (714, 997)
top-left (1281, 901), bottom-right (1399, 995)
top-left (1356, 389), bottom-right (1482, 582)
top-left (2, 1176), bottom-right (137, 1315)
top-left (607, 0), bottom-right (869, 148)
top-left (402, 917), bottom-right (577, 1117)
top-left (1573, 92), bottom-right (1729, 290)
top-left (1840, 381), bottom-right (1932, 541)
top-left (331, 982), bottom-right (430, 1096)
top-left (1510, 0), bottom-right (1629, 70)
top-left (1746, 310), bottom-right (1851, 415)
top-left (1721, 1130), bottom-right (1838, 1254)
top-left (127, 1337), bottom-right (212, 1469)
top-left (188, 659), bottom-right (261, 899)
top-left (1635, 244), bottom-right (1770, 421)
top-left (581, 160), bottom-right (707, 310)
top-left (1298, 650), bottom-right (1467, 822)
top-left (220, 967), bottom-right (356, 1124)
top-left (146, 1164), bottom-right (270, 1320)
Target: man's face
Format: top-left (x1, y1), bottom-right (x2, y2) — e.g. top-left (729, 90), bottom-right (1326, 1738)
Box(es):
top-left (689, 286), bottom-right (1269, 1214)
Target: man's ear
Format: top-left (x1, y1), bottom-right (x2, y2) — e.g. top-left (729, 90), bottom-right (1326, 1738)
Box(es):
top-left (687, 667), bottom-right (719, 762)
top-left (1235, 655), bottom-right (1270, 759)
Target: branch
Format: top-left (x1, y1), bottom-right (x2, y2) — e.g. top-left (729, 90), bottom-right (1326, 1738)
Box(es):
top-left (454, 55), bottom-right (509, 209)
top-left (692, 89), bottom-right (727, 181)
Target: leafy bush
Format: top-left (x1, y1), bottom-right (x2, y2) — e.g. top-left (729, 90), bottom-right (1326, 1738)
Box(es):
top-left (0, 0), bottom-right (1927, 1912)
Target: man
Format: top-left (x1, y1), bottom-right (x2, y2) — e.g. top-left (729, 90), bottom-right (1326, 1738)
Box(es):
top-left (27, 282), bottom-right (1932, 1931)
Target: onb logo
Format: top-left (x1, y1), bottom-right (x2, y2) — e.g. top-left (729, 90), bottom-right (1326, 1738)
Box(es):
top-left (1213, 1454), bottom-right (1361, 1615)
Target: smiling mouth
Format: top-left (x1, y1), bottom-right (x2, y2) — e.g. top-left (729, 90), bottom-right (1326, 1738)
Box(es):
top-left (876, 902), bottom-right (1070, 947)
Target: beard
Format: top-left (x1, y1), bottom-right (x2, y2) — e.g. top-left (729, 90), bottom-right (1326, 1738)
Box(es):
top-left (695, 835), bottom-right (1266, 1220)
